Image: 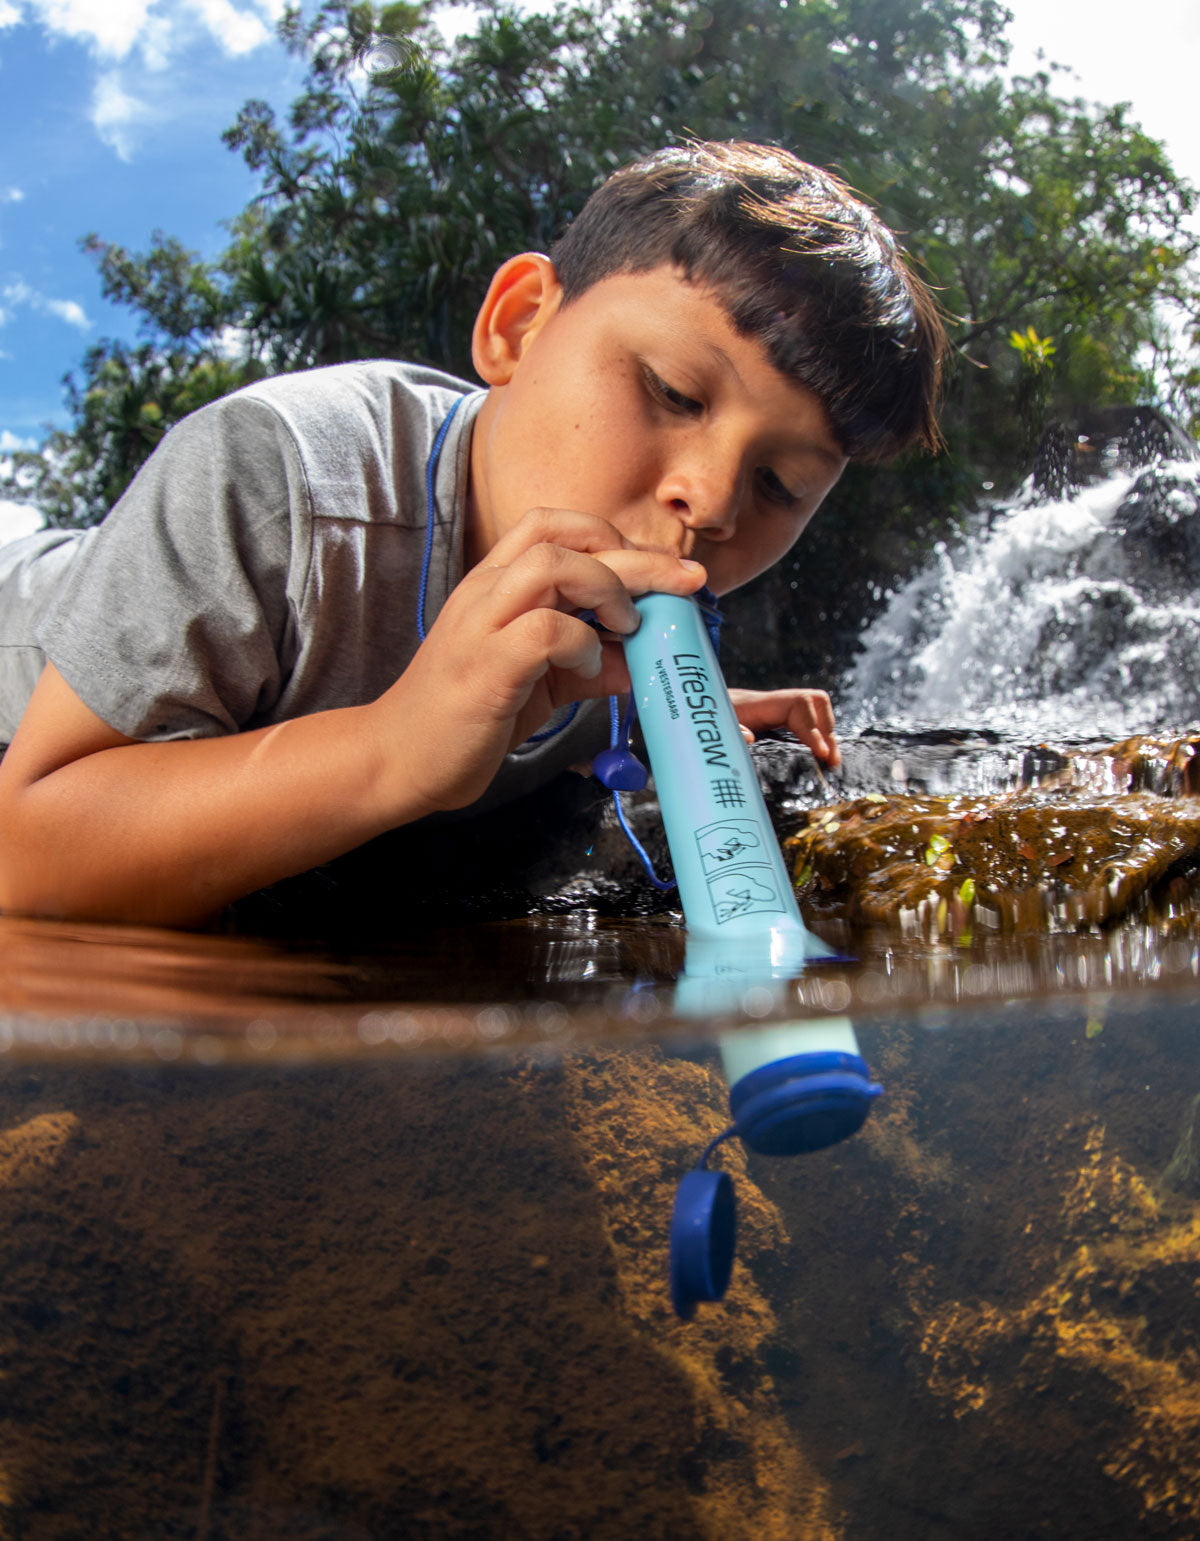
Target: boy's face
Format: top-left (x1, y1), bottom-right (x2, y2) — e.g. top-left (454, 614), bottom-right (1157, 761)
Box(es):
top-left (468, 263), bottom-right (847, 597)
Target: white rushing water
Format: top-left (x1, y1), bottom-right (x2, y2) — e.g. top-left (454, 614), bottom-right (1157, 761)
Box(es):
top-left (842, 460), bottom-right (1200, 740)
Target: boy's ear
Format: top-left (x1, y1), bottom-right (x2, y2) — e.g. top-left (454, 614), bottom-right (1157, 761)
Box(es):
top-left (472, 253), bottom-right (563, 385)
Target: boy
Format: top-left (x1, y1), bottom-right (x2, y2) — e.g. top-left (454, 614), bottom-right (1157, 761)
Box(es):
top-left (0, 141), bottom-right (944, 928)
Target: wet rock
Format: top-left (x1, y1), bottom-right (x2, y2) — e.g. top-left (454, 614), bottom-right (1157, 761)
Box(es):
top-left (1096, 735), bottom-right (1200, 797)
top-left (1032, 405), bottom-right (1198, 502)
top-left (787, 786), bottom-right (1200, 935)
top-left (1159, 1092), bottom-right (1200, 1198)
top-left (1111, 464), bottom-right (1200, 598)
top-left (782, 734), bottom-right (1200, 937)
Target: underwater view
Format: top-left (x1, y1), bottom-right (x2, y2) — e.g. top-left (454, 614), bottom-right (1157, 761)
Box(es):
top-left (4, 456), bottom-right (1200, 1539)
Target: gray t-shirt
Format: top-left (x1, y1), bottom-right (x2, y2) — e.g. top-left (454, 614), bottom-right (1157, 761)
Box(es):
top-left (0, 360), bottom-right (607, 809)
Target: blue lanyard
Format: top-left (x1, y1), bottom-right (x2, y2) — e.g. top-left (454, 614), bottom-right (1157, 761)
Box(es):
top-left (417, 393), bottom-right (466, 644)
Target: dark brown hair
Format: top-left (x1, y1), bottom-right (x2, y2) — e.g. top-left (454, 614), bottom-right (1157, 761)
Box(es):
top-left (549, 141), bottom-right (946, 461)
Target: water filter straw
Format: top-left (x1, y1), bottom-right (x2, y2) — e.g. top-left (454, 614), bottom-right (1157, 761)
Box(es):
top-left (622, 591), bottom-right (829, 952)
top-left (621, 592), bottom-right (881, 1319)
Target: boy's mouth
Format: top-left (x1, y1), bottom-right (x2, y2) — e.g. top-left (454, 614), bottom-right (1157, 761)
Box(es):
top-left (630, 530), bottom-right (698, 561)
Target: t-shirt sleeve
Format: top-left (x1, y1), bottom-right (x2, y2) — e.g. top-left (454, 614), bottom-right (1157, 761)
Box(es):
top-left (36, 394), bottom-right (309, 740)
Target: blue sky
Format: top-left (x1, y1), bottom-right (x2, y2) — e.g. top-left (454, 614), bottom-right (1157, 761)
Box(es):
top-left (0, 0), bottom-right (1197, 471)
top-left (0, 0), bottom-right (304, 455)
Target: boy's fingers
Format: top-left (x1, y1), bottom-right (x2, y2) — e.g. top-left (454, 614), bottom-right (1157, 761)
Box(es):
top-left (729, 687), bottom-right (842, 768)
top-left (479, 510), bottom-right (709, 603)
top-left (789, 697), bottom-right (840, 767)
top-left (482, 508), bottom-right (636, 566)
top-left (809, 694), bottom-right (836, 735)
top-left (595, 547), bottom-right (707, 601)
top-left (801, 719), bottom-right (840, 768)
top-left (488, 611), bottom-right (614, 696)
top-left (471, 542), bottom-right (704, 636)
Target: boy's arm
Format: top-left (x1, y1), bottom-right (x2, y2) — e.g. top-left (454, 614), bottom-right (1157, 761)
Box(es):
top-left (0, 510), bottom-right (705, 928)
top-left (0, 665), bottom-right (417, 925)
top-left (728, 687), bottom-right (841, 769)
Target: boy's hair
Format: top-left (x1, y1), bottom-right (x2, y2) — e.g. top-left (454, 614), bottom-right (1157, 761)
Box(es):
top-left (549, 140), bottom-right (946, 462)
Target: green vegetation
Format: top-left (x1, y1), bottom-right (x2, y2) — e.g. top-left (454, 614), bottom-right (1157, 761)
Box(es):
top-left (3, 0), bottom-right (1197, 672)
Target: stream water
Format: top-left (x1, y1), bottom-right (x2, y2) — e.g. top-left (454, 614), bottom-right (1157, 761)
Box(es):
top-left (3, 457), bottom-right (1200, 1539)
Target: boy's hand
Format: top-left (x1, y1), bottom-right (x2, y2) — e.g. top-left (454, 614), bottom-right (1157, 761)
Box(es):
top-left (728, 687), bottom-right (841, 769)
top-left (377, 509), bottom-right (707, 813)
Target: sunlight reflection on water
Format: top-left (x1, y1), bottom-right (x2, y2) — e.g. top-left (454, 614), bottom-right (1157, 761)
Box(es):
top-left (1, 903), bottom-right (1197, 1065)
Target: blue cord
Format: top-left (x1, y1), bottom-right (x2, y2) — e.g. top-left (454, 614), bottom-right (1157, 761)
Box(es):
top-left (528, 701), bottom-right (579, 742)
top-left (697, 1125), bottom-right (739, 1168)
top-left (602, 693), bottom-right (675, 889)
top-left (418, 394), bottom-right (466, 644)
top-left (612, 786), bottom-right (676, 891)
top-left (607, 693), bottom-right (621, 752)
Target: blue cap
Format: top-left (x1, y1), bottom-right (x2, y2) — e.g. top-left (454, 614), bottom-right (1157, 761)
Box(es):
top-left (592, 746), bottom-right (649, 791)
top-left (668, 1054), bottom-right (882, 1321)
top-left (729, 1052), bottom-right (882, 1156)
top-left (669, 1168), bottom-right (736, 1320)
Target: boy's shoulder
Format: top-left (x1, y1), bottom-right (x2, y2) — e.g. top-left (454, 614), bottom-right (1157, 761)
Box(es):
top-left (149, 359), bottom-right (485, 528)
top-left (187, 360), bottom-right (485, 503)
top-left (229, 358), bottom-right (478, 432)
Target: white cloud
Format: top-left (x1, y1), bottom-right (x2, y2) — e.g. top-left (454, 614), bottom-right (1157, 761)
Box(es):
top-left (1004, 0), bottom-right (1200, 190)
top-left (431, 5), bottom-right (476, 49)
top-left (15, 2), bottom-right (287, 155)
top-left (91, 69), bottom-right (154, 159)
top-left (25, 0), bottom-right (282, 66)
top-left (43, 296), bottom-right (90, 328)
top-left (30, 0), bottom-right (155, 59)
top-left (185, 0), bottom-right (269, 56)
top-left (0, 187), bottom-right (24, 204)
top-left (0, 278), bottom-right (93, 331)
top-left (213, 323), bottom-right (251, 360)
top-left (0, 429), bottom-right (35, 452)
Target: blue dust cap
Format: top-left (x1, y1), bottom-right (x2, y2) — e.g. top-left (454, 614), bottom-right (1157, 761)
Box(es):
top-left (669, 1168), bottom-right (736, 1320)
top-left (592, 745), bottom-right (649, 792)
top-left (729, 1051), bottom-right (882, 1157)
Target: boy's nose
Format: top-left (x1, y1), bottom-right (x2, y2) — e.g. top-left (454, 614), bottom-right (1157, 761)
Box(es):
top-left (656, 462), bottom-right (741, 543)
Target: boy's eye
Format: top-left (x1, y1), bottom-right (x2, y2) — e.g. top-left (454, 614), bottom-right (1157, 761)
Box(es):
top-left (756, 466), bottom-right (799, 508)
top-left (641, 365), bottom-right (703, 416)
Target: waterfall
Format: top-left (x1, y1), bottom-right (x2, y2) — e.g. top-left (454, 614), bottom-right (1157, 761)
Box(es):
top-left (842, 457), bottom-right (1200, 740)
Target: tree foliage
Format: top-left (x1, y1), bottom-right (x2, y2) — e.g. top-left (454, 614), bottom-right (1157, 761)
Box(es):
top-left (3, 232), bottom-right (266, 525)
top-left (4, 0), bottom-right (1198, 669)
